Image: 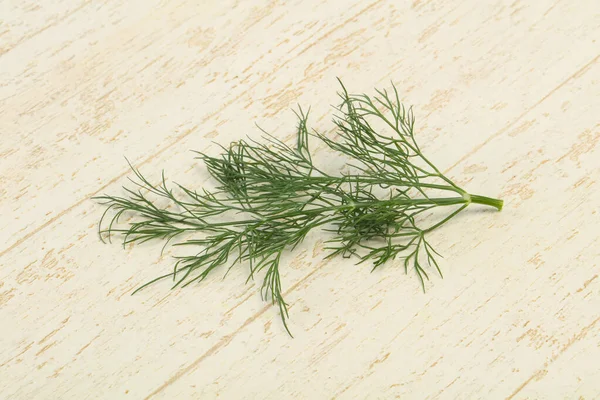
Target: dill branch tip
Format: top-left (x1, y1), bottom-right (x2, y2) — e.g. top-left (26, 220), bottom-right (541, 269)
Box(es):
top-left (94, 80), bottom-right (503, 336)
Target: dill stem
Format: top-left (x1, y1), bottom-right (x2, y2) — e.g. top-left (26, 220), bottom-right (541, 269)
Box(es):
top-left (176, 195), bottom-right (501, 230)
top-left (469, 194), bottom-right (504, 211)
top-left (307, 176), bottom-right (458, 192)
top-left (419, 193), bottom-right (504, 210)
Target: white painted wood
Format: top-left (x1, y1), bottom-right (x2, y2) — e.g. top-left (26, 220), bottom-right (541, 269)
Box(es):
top-left (1, 1), bottom-right (598, 398)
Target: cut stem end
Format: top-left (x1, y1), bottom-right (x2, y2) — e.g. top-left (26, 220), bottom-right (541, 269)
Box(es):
top-left (469, 194), bottom-right (504, 211)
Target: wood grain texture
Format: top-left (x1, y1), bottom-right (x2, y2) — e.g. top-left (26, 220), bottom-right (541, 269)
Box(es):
top-left (1, 1), bottom-right (599, 399)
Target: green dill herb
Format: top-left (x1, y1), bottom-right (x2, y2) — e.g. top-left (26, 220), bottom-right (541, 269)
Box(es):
top-left (95, 80), bottom-right (503, 336)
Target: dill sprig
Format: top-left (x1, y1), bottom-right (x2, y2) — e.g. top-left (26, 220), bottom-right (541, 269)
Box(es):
top-left (94, 80), bottom-right (503, 336)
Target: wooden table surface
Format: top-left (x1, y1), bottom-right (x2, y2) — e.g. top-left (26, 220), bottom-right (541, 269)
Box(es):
top-left (1, 1), bottom-right (599, 399)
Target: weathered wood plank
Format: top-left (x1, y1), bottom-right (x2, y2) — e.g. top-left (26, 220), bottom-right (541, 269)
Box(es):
top-left (0, 0), bottom-right (598, 399)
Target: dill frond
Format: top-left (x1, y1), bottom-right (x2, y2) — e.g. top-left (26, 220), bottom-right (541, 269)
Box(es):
top-left (94, 79), bottom-right (503, 336)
